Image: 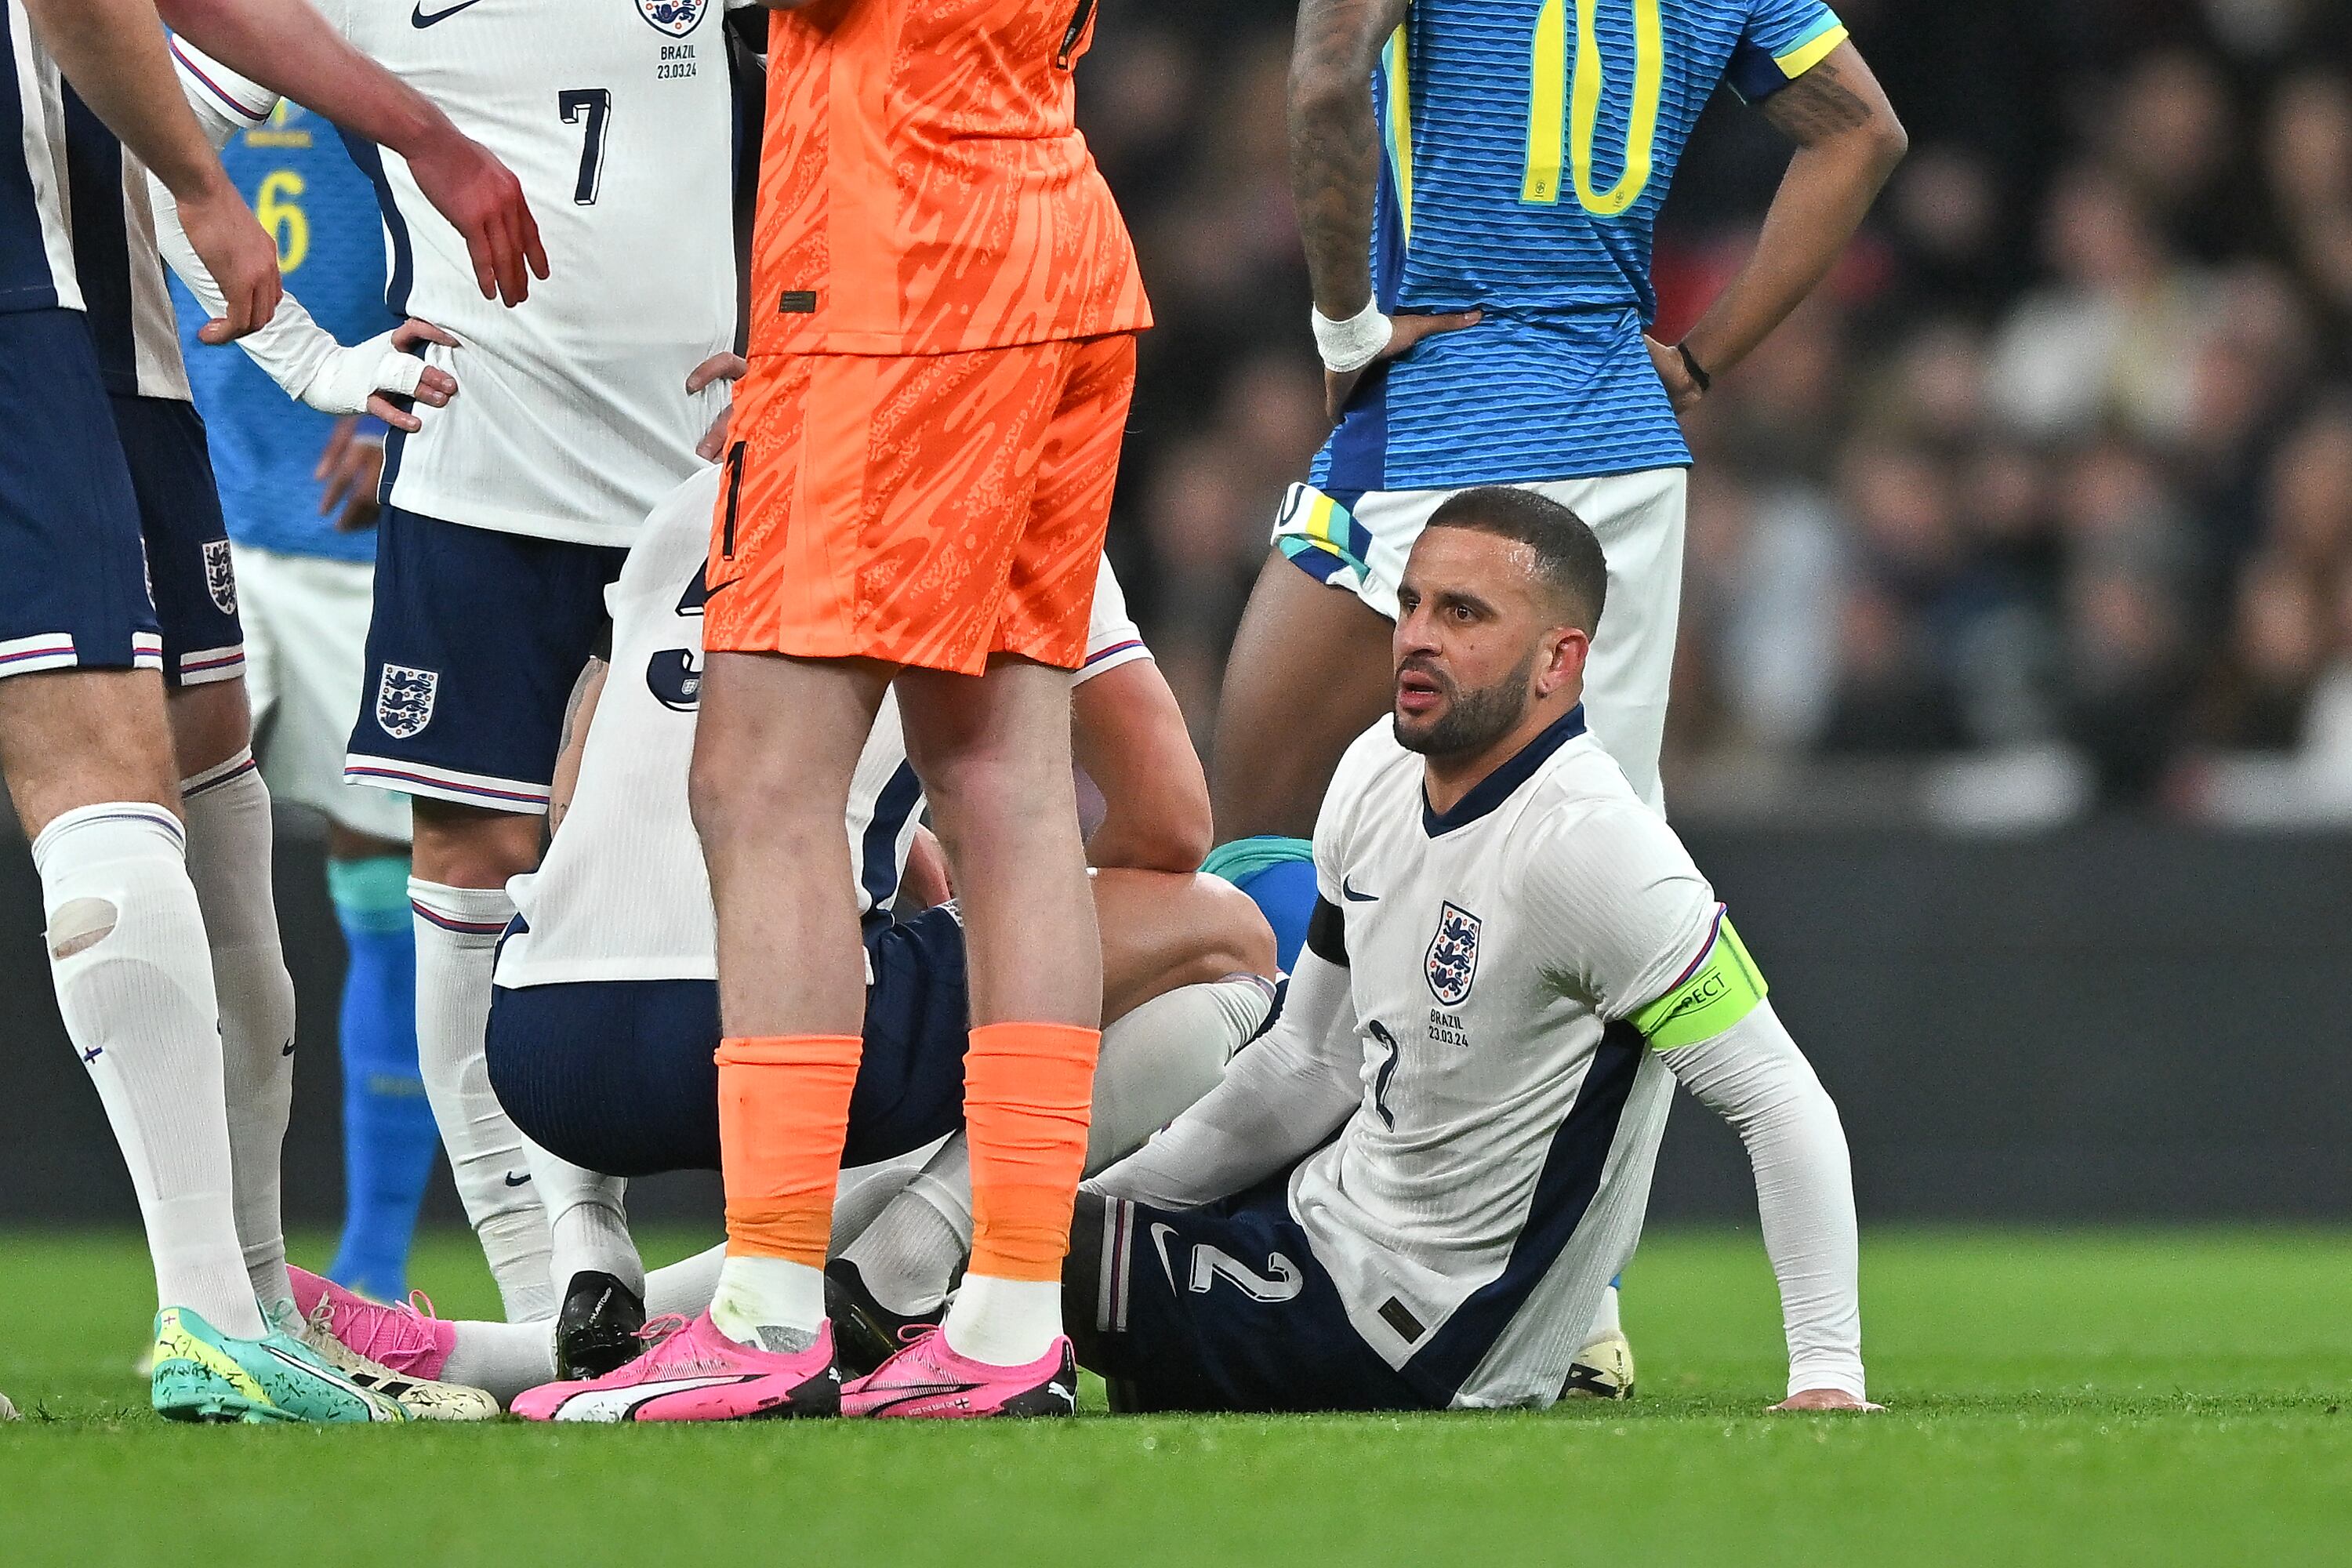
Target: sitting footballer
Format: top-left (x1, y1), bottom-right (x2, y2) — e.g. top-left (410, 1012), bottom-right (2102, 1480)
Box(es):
top-left (1067, 487), bottom-right (1878, 1414)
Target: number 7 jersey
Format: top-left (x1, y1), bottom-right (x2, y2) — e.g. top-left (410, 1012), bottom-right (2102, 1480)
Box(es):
top-left (171, 0), bottom-right (742, 547)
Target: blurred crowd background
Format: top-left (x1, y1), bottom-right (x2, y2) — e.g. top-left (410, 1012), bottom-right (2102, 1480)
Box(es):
top-left (1079, 0), bottom-right (2352, 826)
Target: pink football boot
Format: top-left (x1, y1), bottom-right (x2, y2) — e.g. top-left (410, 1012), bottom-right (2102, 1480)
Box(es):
top-left (510, 1311), bottom-right (840, 1423)
top-left (287, 1265), bottom-right (456, 1381)
top-left (840, 1327), bottom-right (1077, 1419)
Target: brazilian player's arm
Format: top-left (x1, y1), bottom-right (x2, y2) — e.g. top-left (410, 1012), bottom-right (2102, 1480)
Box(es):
top-left (1289, 0), bottom-right (1479, 416)
top-left (1087, 898), bottom-right (1362, 1210)
top-left (158, 0), bottom-right (546, 304)
top-left (1526, 804), bottom-right (1875, 1412)
top-left (20, 0), bottom-right (281, 339)
top-left (1653, 40), bottom-right (1907, 409)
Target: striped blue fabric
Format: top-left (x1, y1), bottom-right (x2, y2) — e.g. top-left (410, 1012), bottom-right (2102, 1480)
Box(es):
top-left (1315, 0), bottom-right (1840, 489)
top-left (0, 8), bottom-right (63, 313)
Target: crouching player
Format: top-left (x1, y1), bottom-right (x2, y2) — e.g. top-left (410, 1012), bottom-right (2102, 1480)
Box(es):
top-left (1076, 488), bottom-right (1875, 1413)
top-left (284, 466), bottom-right (1276, 1410)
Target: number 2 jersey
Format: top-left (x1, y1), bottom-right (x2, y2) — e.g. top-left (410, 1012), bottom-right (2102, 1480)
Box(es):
top-left (171, 0), bottom-right (742, 547)
top-left (1315, 0), bottom-right (1847, 492)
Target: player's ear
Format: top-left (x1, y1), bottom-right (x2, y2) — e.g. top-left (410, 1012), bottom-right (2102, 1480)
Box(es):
top-left (1535, 624), bottom-right (1586, 697)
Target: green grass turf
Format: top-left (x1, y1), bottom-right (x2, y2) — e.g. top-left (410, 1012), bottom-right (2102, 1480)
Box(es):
top-left (3, 1227), bottom-right (2349, 1565)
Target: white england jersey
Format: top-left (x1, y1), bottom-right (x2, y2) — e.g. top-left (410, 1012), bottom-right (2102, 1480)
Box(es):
top-left (171, 0), bottom-right (740, 546)
top-left (1298, 708), bottom-right (1719, 1407)
top-left (3, 5), bottom-right (186, 398)
top-left (495, 464), bottom-right (1152, 989)
top-left (2, 2), bottom-right (79, 315)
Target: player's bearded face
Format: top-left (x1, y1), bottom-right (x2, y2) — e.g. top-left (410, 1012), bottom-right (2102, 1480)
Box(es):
top-left (1393, 646), bottom-right (1540, 757)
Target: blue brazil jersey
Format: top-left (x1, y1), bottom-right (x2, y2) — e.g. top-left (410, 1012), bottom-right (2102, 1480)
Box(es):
top-left (1312, 0), bottom-right (1845, 492)
top-left (169, 99), bottom-right (392, 563)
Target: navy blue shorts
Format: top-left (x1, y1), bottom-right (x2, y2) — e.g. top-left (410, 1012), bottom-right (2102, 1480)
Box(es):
top-left (0, 308), bottom-right (158, 681)
top-left (109, 393), bottom-right (243, 688)
top-left (483, 906), bottom-right (972, 1178)
top-left (345, 508), bottom-right (627, 812)
top-left (1085, 1178), bottom-right (1431, 1414)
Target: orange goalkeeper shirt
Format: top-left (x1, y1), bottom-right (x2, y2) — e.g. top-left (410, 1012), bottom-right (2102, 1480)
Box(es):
top-left (749, 0), bottom-right (1152, 358)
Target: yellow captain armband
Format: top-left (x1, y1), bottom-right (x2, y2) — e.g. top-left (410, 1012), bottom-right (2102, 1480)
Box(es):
top-left (1628, 913), bottom-right (1767, 1051)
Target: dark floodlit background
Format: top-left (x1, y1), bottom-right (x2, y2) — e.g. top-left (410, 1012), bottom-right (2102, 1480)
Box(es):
top-left (1089, 0), bottom-right (2352, 830)
top-left (4, 0), bottom-right (2350, 1231)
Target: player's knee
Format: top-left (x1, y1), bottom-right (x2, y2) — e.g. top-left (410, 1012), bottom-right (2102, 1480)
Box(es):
top-left (45, 896), bottom-right (117, 960)
top-left (411, 799), bottom-right (541, 887)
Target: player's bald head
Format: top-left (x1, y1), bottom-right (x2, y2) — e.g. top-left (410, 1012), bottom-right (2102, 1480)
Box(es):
top-left (1420, 487), bottom-right (1607, 636)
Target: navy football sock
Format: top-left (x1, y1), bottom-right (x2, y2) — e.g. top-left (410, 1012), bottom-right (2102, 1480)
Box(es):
top-left (1202, 837), bottom-right (1319, 973)
top-left (325, 855), bottom-right (438, 1300)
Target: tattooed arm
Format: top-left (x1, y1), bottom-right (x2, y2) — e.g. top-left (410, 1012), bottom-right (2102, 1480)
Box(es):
top-left (1289, 0), bottom-right (1479, 417)
top-left (1648, 41), bottom-right (1907, 409)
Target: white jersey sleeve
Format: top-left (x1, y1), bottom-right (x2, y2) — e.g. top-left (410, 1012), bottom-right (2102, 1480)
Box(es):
top-left (1074, 557), bottom-right (1149, 687)
top-left (1515, 799), bottom-right (1719, 1022)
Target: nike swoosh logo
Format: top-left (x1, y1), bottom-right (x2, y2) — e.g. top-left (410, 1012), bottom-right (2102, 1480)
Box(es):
top-left (411, 0), bottom-right (487, 27)
top-left (1148, 1222), bottom-right (1181, 1290)
top-left (1341, 878), bottom-right (1378, 902)
top-left (503, 1171), bottom-right (532, 1187)
top-left (280, 1039), bottom-right (296, 1056)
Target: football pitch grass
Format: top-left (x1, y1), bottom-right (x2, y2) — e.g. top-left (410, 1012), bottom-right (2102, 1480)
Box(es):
top-left (3, 1227), bottom-right (2348, 1565)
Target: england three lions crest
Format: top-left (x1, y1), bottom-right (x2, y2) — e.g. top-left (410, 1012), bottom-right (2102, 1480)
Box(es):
top-left (1425, 902), bottom-right (1482, 1006)
top-left (637, 0), bottom-right (705, 35)
top-left (375, 665), bottom-right (438, 740)
top-left (202, 539), bottom-right (237, 616)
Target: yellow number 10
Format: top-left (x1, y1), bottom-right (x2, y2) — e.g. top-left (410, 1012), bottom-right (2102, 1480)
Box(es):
top-left (1522, 0), bottom-right (1663, 216)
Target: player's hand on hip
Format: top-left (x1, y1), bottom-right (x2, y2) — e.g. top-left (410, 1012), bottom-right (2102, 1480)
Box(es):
top-left (315, 416), bottom-right (387, 532)
top-left (181, 178), bottom-right (284, 344)
top-left (1770, 1388), bottom-right (1884, 1413)
top-left (405, 129), bottom-right (550, 307)
top-left (1644, 334), bottom-right (1706, 412)
top-left (1323, 309), bottom-right (1482, 422)
top-left (688, 352), bottom-right (748, 462)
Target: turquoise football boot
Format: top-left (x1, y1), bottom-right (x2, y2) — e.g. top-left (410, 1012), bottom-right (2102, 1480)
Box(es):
top-left (150, 1305), bottom-right (408, 1425)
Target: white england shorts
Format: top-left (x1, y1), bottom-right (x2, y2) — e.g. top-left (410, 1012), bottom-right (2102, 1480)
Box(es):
top-left (1272, 466), bottom-right (1688, 811)
top-left (233, 543), bottom-right (412, 844)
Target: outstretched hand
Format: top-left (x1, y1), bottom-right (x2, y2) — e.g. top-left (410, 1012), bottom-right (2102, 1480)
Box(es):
top-left (1770, 1388), bottom-right (1884, 1413)
top-left (1324, 309), bottom-right (1482, 422)
top-left (405, 129), bottom-right (549, 306)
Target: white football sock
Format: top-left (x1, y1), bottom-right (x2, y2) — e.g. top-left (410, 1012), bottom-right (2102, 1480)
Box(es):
top-left (1586, 1283), bottom-right (1624, 1341)
top-left (535, 1152), bottom-right (641, 1301)
top-left (179, 750), bottom-right (299, 1312)
top-left (942, 1274), bottom-right (1062, 1367)
top-left (832, 1152), bottom-right (925, 1250)
top-left (1087, 975), bottom-right (1273, 1168)
top-left (709, 1254), bottom-right (825, 1353)
top-left (440, 1317), bottom-right (557, 1403)
top-left (840, 1135), bottom-right (970, 1316)
top-left (410, 877), bottom-right (553, 1322)
top-left (34, 804), bottom-right (265, 1339)
top-left (644, 1243), bottom-right (726, 1319)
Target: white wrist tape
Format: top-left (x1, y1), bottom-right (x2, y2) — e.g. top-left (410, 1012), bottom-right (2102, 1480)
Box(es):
top-left (295, 329), bottom-right (429, 416)
top-left (1311, 300), bottom-right (1392, 375)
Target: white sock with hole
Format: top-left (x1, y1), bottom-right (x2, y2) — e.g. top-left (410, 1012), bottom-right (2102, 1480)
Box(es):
top-left (942, 1274), bottom-right (1062, 1367)
top-left (180, 750), bottom-right (299, 1312)
top-left (35, 804), bottom-right (265, 1340)
top-left (441, 1317), bottom-right (557, 1402)
top-left (410, 877), bottom-right (553, 1322)
top-left (708, 1254), bottom-right (825, 1353)
top-left (840, 1135), bottom-right (971, 1316)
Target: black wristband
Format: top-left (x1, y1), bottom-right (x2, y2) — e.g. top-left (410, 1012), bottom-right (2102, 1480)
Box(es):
top-left (1675, 339), bottom-right (1712, 394)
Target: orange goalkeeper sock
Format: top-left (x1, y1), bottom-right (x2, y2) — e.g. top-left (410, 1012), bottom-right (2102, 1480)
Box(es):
top-left (963, 1021), bottom-right (1102, 1283)
top-left (716, 1033), bottom-right (862, 1269)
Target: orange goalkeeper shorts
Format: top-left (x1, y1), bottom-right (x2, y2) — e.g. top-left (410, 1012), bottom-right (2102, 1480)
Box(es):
top-left (704, 332), bottom-right (1137, 675)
